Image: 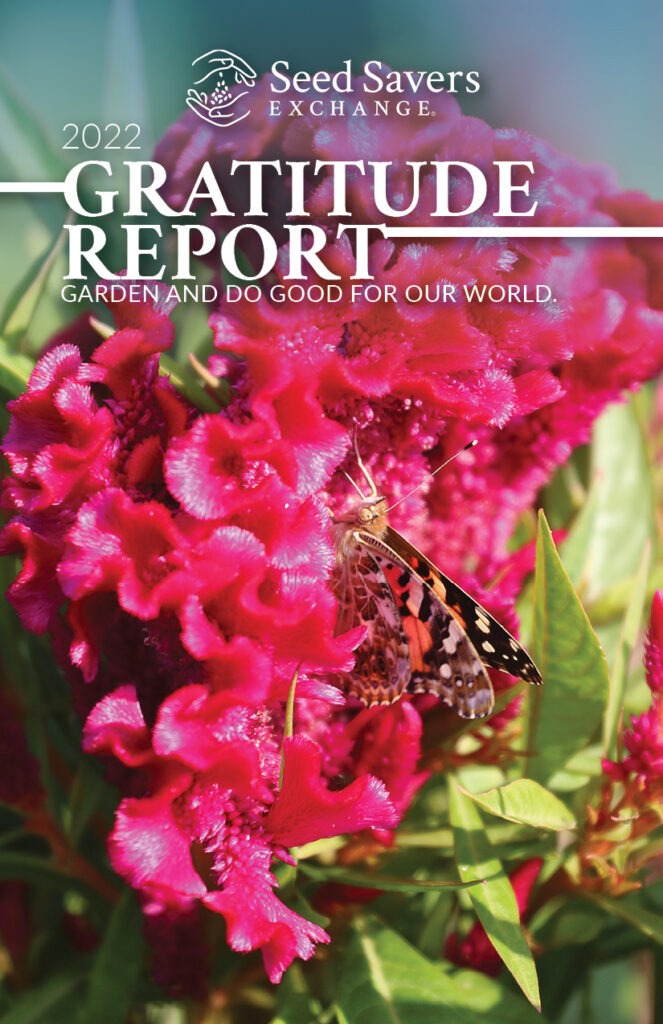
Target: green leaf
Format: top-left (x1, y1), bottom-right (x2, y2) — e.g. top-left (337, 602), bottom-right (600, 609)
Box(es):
top-left (335, 916), bottom-right (478, 1024)
top-left (0, 336), bottom-right (33, 398)
top-left (589, 894), bottom-right (663, 945)
top-left (159, 354), bottom-right (226, 413)
top-left (531, 896), bottom-right (605, 948)
top-left (525, 511), bottom-right (609, 785)
top-left (0, 852), bottom-right (76, 890)
top-left (77, 890), bottom-right (144, 1024)
top-left (568, 400), bottom-right (655, 602)
top-left (298, 862), bottom-right (473, 893)
top-left (448, 781), bottom-right (541, 1010)
top-left (271, 966), bottom-right (322, 1024)
top-left (394, 829), bottom-right (454, 848)
top-left (335, 916), bottom-right (544, 1024)
top-left (602, 541), bottom-right (652, 759)
top-left (1, 969), bottom-right (85, 1024)
top-left (0, 220), bottom-right (70, 343)
top-left (559, 483), bottom-right (599, 589)
top-left (545, 744), bottom-right (602, 792)
top-left (445, 966), bottom-right (548, 1023)
top-left (460, 779), bottom-right (576, 832)
top-left (65, 761), bottom-right (116, 848)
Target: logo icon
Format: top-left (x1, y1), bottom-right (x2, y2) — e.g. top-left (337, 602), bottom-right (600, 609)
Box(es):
top-left (186, 49), bottom-right (257, 127)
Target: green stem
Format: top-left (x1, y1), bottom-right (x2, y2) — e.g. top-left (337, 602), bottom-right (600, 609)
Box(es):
top-left (279, 664), bottom-right (301, 788)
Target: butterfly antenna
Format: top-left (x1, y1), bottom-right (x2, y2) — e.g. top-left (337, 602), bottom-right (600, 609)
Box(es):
top-left (342, 469), bottom-right (367, 499)
top-left (385, 440), bottom-right (478, 513)
top-left (352, 433), bottom-right (379, 499)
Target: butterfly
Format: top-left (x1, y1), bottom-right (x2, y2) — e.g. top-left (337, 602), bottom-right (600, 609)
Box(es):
top-left (331, 447), bottom-right (542, 719)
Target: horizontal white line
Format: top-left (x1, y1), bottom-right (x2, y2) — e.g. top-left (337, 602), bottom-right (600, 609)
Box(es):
top-left (385, 226), bottom-right (663, 238)
top-left (0, 182), bottom-right (65, 193)
top-left (0, 190), bottom-right (660, 237)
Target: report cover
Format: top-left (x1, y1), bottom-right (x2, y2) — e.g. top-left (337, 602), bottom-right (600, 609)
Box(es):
top-left (1, 3), bottom-right (662, 1022)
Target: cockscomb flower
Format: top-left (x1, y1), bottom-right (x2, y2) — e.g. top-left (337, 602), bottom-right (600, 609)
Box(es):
top-left (581, 593), bottom-right (663, 893)
top-left (0, 286), bottom-right (419, 984)
top-left (644, 590), bottom-right (663, 696)
top-left (157, 72), bottom-right (663, 593)
top-left (84, 684), bottom-right (397, 981)
top-left (5, 75), bottom-right (663, 992)
top-left (0, 289), bottom-right (355, 714)
top-left (603, 591), bottom-right (663, 793)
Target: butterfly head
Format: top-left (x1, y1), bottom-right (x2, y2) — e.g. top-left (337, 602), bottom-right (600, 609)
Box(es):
top-left (353, 496), bottom-right (389, 536)
top-left (332, 441), bottom-right (389, 537)
top-left (334, 494), bottom-right (388, 532)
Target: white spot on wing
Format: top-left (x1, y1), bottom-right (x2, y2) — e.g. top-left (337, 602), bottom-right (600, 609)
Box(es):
top-left (443, 635), bottom-right (458, 655)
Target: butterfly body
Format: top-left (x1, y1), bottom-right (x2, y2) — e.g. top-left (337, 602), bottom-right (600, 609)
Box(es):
top-left (332, 489), bottom-right (542, 719)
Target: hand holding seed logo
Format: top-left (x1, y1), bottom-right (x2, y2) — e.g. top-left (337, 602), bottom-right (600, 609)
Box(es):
top-left (186, 49), bottom-right (257, 127)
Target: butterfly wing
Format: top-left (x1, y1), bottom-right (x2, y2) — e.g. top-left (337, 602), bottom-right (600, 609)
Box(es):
top-left (333, 544), bottom-right (411, 705)
top-left (383, 525), bottom-right (543, 686)
top-left (355, 530), bottom-right (495, 719)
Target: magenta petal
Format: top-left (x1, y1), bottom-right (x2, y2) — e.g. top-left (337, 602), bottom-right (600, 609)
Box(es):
top-left (153, 686), bottom-right (266, 786)
top-left (59, 489), bottom-right (180, 617)
top-left (265, 735), bottom-right (397, 847)
top-left (203, 843), bottom-right (329, 983)
top-left (83, 686), bottom-right (152, 766)
top-left (110, 795), bottom-right (206, 902)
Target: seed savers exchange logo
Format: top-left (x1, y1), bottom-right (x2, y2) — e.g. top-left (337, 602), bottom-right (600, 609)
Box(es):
top-left (186, 50), bottom-right (257, 127)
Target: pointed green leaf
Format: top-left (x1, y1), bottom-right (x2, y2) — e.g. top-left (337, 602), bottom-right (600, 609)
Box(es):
top-left (589, 894), bottom-right (663, 945)
top-left (530, 896), bottom-right (606, 949)
top-left (559, 483), bottom-right (599, 589)
top-left (448, 781), bottom-right (541, 1010)
top-left (525, 511), bottom-right (609, 785)
top-left (77, 890), bottom-right (143, 1024)
top-left (159, 354), bottom-right (225, 413)
top-left (460, 779), bottom-right (576, 831)
top-left (335, 915), bottom-right (545, 1024)
top-left (0, 220), bottom-right (70, 343)
top-left (0, 65), bottom-right (67, 181)
top-left (573, 400), bottom-right (654, 602)
top-left (0, 336), bottom-right (33, 397)
top-left (602, 541), bottom-right (651, 758)
top-left (0, 852), bottom-right (76, 890)
top-left (65, 761), bottom-right (116, 848)
top-left (447, 966), bottom-right (548, 1023)
top-left (298, 862), bottom-right (474, 893)
top-left (336, 916), bottom-right (472, 1024)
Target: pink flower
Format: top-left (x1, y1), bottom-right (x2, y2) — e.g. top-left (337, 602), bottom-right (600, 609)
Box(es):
top-left (645, 591), bottom-right (663, 696)
top-left (5, 79), bottom-right (663, 991)
top-left (84, 684), bottom-right (397, 981)
top-left (1, 292), bottom-right (354, 715)
top-left (0, 291), bottom-right (188, 642)
top-left (603, 593), bottom-right (663, 791)
top-left (157, 72), bottom-right (663, 594)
